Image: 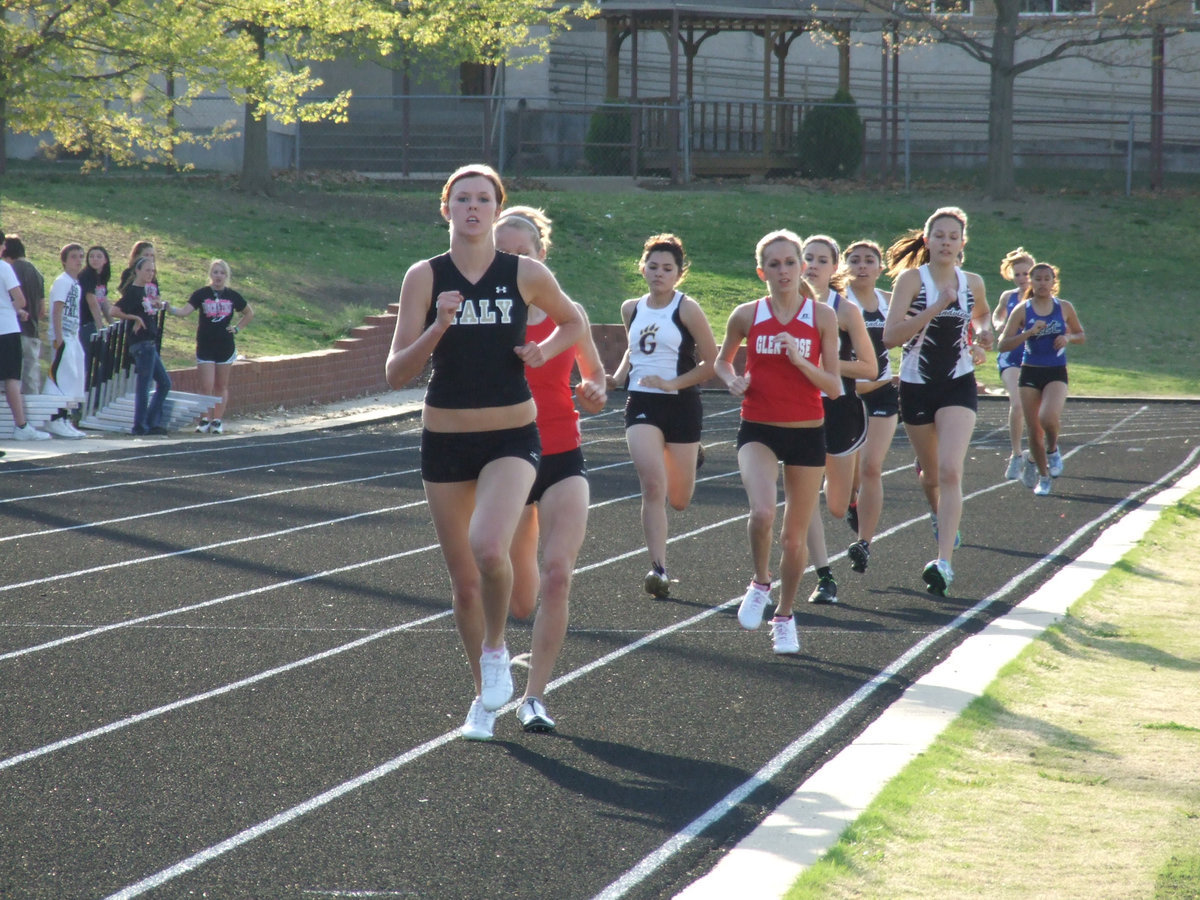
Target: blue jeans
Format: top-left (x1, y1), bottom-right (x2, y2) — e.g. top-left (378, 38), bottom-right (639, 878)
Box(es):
top-left (130, 340), bottom-right (171, 433)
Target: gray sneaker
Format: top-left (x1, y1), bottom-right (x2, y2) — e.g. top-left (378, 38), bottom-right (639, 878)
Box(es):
top-left (1020, 451), bottom-right (1039, 489)
top-left (644, 564), bottom-right (671, 598)
top-left (808, 573), bottom-right (838, 604)
top-left (516, 697), bottom-right (556, 733)
top-left (1047, 449), bottom-right (1064, 478)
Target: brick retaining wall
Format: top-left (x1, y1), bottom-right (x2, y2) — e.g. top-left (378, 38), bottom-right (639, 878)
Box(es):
top-left (167, 315), bottom-right (742, 418)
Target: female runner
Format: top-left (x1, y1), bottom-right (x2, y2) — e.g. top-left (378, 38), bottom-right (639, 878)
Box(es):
top-left (992, 248), bottom-right (1035, 481)
top-left (842, 239), bottom-right (900, 574)
top-left (717, 230), bottom-right (841, 654)
top-left (494, 206), bottom-right (607, 735)
top-left (385, 165), bottom-right (584, 741)
top-left (882, 207), bottom-right (993, 596)
top-left (799, 234), bottom-right (875, 604)
top-left (997, 262), bottom-right (1085, 497)
top-left (608, 234), bottom-right (718, 599)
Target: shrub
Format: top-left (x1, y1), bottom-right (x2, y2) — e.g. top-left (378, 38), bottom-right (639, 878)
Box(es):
top-left (797, 89), bottom-right (863, 179)
top-left (585, 103), bottom-right (632, 175)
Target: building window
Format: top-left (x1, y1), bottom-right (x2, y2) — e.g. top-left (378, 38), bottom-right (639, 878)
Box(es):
top-left (897, 0), bottom-right (972, 13)
top-left (1020, 0), bottom-right (1094, 14)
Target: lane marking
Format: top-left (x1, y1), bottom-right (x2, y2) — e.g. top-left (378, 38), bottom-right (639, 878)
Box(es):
top-left (99, 408), bottom-right (1165, 899)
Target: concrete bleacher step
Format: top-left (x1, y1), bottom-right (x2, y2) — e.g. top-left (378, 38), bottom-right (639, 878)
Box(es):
top-left (77, 390), bottom-right (223, 434)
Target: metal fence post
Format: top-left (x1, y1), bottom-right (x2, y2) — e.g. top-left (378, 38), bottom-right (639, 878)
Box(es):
top-left (1127, 115), bottom-right (1135, 197)
top-left (904, 108), bottom-right (911, 191)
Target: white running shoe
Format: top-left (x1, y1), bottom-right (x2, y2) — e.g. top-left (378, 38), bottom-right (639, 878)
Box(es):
top-left (1004, 454), bottom-right (1023, 480)
top-left (737, 581), bottom-right (771, 630)
top-left (479, 645), bottom-right (513, 711)
top-left (1047, 449), bottom-right (1064, 478)
top-left (195, 418), bottom-right (210, 433)
top-left (45, 418), bottom-right (83, 439)
top-left (1019, 451), bottom-right (1039, 489)
top-left (1034, 475), bottom-right (1053, 496)
top-left (771, 616), bottom-right (800, 655)
top-left (461, 697), bottom-right (496, 741)
top-left (12, 423), bottom-right (51, 441)
top-left (65, 421), bottom-right (88, 438)
top-left (209, 420), bottom-right (224, 435)
top-left (516, 697), bottom-right (556, 733)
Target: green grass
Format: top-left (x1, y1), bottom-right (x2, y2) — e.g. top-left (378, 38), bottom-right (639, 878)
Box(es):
top-left (2, 167), bottom-right (1198, 396)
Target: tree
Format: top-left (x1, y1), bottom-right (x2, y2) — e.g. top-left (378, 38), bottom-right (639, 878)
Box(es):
top-left (1, 0), bottom-right (593, 188)
top-left (867, 0), bottom-right (1192, 198)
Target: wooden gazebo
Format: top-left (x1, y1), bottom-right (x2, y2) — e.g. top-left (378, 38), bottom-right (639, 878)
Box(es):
top-left (599, 0), bottom-right (896, 178)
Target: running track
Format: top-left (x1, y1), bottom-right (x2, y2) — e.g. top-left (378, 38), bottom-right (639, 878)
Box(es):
top-left (1, 396), bottom-right (1197, 900)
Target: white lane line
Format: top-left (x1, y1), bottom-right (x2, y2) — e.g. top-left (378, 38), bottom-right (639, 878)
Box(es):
top-left (94, 407), bottom-right (1162, 898)
top-left (592, 406), bottom-right (1161, 900)
top-left (0, 608), bottom-right (454, 772)
top-left (0, 432), bottom-right (379, 476)
top-left (0, 443), bottom-right (419, 506)
top-left (0, 470), bottom-right (419, 545)
top-left (0, 517), bottom-right (437, 662)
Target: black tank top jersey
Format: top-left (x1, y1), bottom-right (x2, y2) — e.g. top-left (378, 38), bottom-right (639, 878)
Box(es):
top-left (848, 289), bottom-right (891, 381)
top-left (830, 293), bottom-right (857, 398)
top-left (423, 251), bottom-right (532, 410)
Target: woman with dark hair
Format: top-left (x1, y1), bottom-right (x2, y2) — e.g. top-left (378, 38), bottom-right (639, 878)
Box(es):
top-left (882, 207), bottom-right (993, 597)
top-left (78, 245), bottom-right (113, 385)
top-left (111, 255), bottom-right (171, 435)
top-left (386, 165), bottom-right (584, 741)
top-left (607, 233), bottom-right (718, 599)
top-left (117, 240), bottom-right (155, 293)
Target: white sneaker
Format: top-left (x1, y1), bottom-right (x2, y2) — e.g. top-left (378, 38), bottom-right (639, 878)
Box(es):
top-left (461, 697), bottom-right (496, 741)
top-left (12, 423), bottom-right (51, 441)
top-left (65, 421), bottom-right (88, 438)
top-left (45, 418), bottom-right (83, 439)
top-left (1019, 451), bottom-right (1039, 489)
top-left (1034, 475), bottom-right (1053, 496)
top-left (209, 420), bottom-right (224, 435)
top-left (479, 645), bottom-right (513, 711)
top-left (195, 418), bottom-right (210, 434)
top-left (1047, 449), bottom-right (1064, 478)
top-left (737, 581), bottom-right (771, 630)
top-left (1004, 454), bottom-right (1023, 480)
top-left (771, 616), bottom-right (800, 655)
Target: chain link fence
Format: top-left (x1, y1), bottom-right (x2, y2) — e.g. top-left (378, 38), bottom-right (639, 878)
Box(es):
top-left (291, 94), bottom-right (1200, 193)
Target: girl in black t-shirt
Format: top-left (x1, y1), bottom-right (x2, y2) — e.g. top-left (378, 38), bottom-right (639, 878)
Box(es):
top-left (110, 256), bottom-right (171, 435)
top-left (165, 259), bottom-right (253, 434)
top-left (78, 245), bottom-right (112, 386)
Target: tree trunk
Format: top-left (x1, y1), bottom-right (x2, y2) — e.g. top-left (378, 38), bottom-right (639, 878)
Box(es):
top-left (986, 0), bottom-right (1019, 199)
top-left (238, 26), bottom-right (271, 194)
top-left (0, 94), bottom-right (8, 177)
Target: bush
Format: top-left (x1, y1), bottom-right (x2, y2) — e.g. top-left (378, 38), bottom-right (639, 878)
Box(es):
top-left (585, 103), bottom-right (632, 175)
top-left (797, 89), bottom-right (863, 179)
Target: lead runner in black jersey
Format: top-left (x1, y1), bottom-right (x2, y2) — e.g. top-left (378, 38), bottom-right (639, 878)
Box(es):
top-left (385, 165), bottom-right (584, 742)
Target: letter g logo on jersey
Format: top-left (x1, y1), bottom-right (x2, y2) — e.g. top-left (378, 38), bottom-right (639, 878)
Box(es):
top-left (638, 323), bottom-right (659, 355)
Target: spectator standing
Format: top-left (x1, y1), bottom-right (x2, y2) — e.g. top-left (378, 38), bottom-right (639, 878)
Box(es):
top-left (78, 245), bottom-right (114, 386)
top-left (166, 259), bottom-right (253, 434)
top-left (1, 251), bottom-right (49, 440)
top-left (2, 235), bottom-right (45, 394)
top-left (44, 243), bottom-right (89, 438)
top-left (111, 256), bottom-right (171, 435)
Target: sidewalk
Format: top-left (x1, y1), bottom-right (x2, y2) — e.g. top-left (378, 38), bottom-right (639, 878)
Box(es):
top-left (0, 389), bottom-right (426, 463)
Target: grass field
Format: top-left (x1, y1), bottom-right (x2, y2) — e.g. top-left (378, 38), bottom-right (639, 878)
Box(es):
top-left (786, 489), bottom-right (1200, 900)
top-left (2, 167), bottom-right (1198, 396)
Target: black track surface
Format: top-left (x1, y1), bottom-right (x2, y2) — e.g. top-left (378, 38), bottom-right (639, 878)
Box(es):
top-left (1, 396), bottom-right (1197, 900)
